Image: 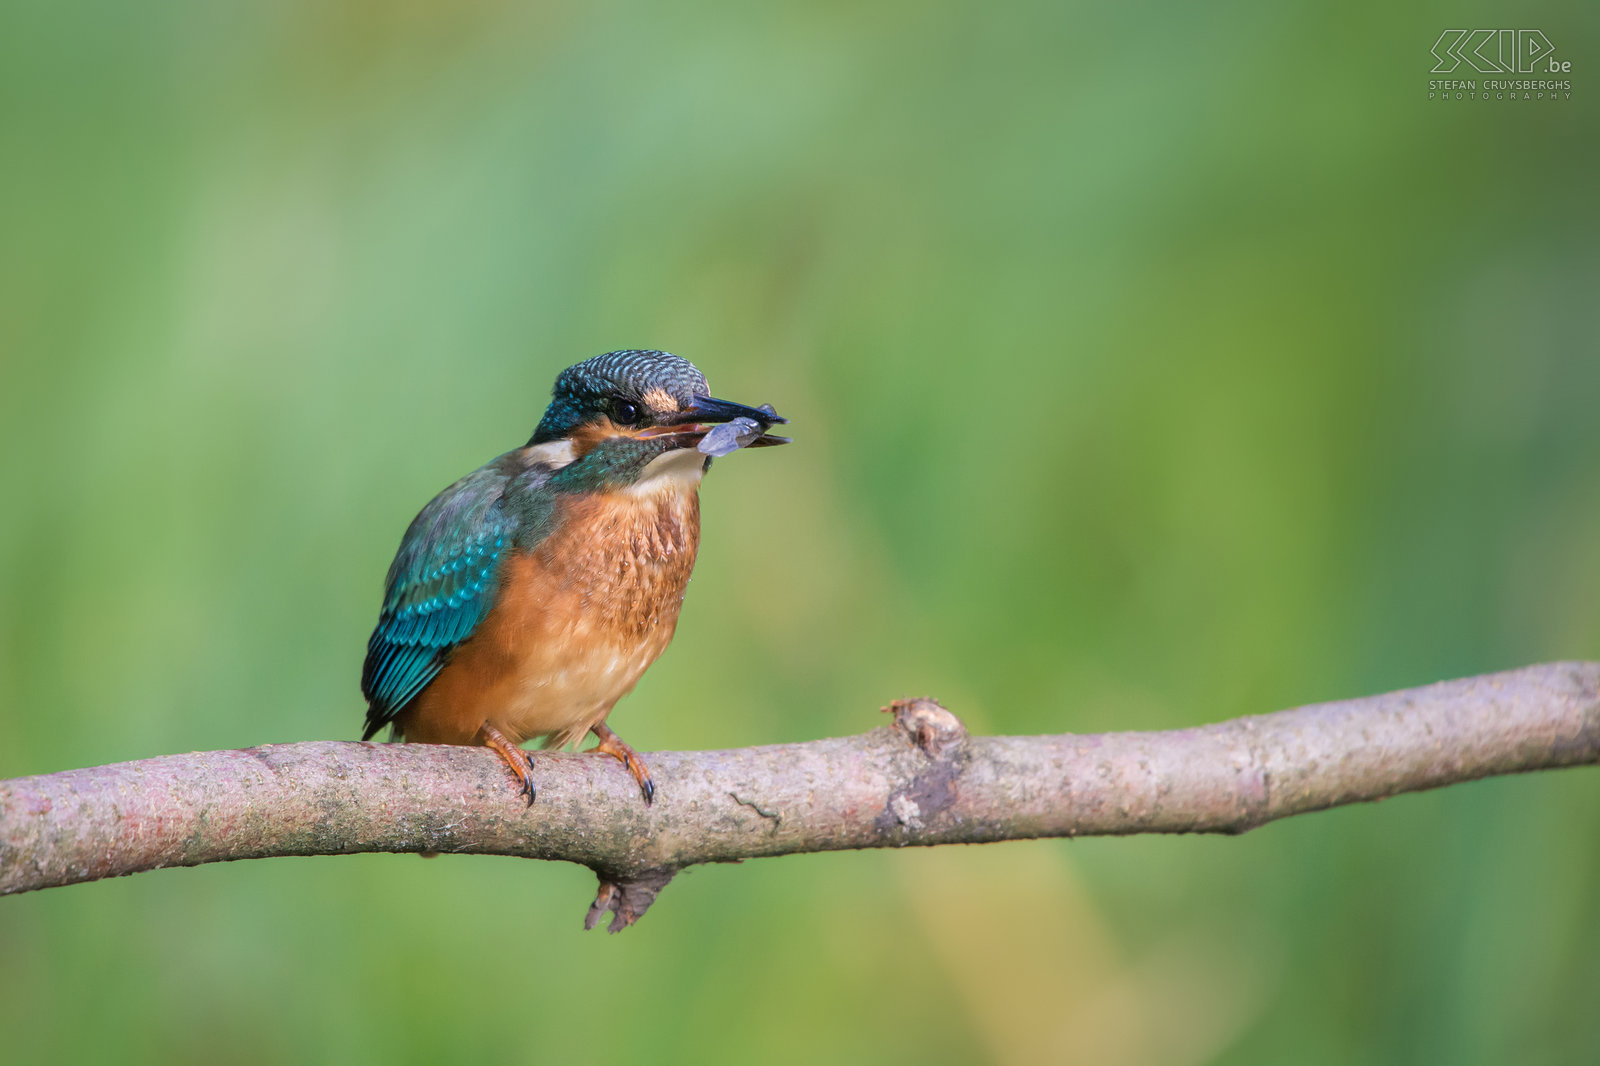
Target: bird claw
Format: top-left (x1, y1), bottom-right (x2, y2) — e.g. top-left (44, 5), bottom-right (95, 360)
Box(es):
top-left (479, 723), bottom-right (538, 807)
top-left (590, 722), bottom-right (657, 806)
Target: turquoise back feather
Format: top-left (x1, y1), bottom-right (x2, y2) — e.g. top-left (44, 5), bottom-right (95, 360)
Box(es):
top-left (361, 464), bottom-right (519, 739)
top-left (359, 434), bottom-right (679, 739)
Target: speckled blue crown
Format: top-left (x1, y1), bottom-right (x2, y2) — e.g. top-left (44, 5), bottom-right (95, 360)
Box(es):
top-left (531, 350), bottom-right (709, 443)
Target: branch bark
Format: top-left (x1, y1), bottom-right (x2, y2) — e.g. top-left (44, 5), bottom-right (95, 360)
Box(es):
top-left (2, 662), bottom-right (1596, 930)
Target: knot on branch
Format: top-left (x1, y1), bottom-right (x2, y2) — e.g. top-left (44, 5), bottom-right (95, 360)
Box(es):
top-left (878, 698), bottom-right (968, 837)
top-left (885, 697), bottom-right (966, 758)
top-left (585, 868), bottom-right (677, 933)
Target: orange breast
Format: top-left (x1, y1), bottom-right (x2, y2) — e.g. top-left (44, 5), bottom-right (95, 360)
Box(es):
top-left (396, 485), bottom-right (701, 748)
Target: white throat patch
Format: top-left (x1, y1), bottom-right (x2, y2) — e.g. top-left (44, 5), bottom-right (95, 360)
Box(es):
top-left (626, 447), bottom-right (707, 498)
top-left (523, 439), bottom-right (577, 470)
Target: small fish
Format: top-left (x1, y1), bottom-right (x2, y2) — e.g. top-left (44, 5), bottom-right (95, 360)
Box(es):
top-left (698, 416), bottom-right (767, 458)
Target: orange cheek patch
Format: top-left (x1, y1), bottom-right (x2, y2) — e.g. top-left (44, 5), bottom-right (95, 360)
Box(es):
top-left (570, 418), bottom-right (630, 457)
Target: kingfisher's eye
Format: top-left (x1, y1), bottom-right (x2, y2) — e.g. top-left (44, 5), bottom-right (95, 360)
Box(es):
top-left (613, 400), bottom-right (641, 425)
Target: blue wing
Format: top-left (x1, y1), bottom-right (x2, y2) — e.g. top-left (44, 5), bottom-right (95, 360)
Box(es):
top-left (361, 465), bottom-right (518, 739)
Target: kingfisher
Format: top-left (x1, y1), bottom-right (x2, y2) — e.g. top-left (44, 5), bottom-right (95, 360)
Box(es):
top-left (360, 349), bottom-right (787, 805)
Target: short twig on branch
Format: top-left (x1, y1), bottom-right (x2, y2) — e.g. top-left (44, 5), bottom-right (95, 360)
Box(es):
top-left (2, 662), bottom-right (1596, 930)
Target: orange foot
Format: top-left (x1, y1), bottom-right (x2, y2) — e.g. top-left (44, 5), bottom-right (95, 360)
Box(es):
top-left (590, 721), bottom-right (656, 805)
top-left (478, 723), bottom-right (537, 806)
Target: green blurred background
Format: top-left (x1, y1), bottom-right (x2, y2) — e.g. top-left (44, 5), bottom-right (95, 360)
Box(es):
top-left (2, 0), bottom-right (1597, 1062)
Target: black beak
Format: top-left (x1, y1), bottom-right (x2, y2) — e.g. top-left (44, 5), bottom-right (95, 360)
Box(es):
top-left (676, 396), bottom-right (789, 427)
top-left (665, 396), bottom-right (790, 448)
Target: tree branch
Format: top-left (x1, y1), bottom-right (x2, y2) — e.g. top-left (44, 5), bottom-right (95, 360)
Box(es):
top-left (2, 662), bottom-right (1596, 930)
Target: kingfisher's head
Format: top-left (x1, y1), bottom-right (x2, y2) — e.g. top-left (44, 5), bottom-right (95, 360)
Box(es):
top-left (528, 350), bottom-right (787, 486)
